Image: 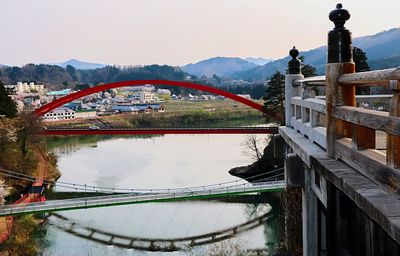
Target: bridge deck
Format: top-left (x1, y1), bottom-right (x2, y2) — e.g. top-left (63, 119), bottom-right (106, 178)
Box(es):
top-left (0, 181), bottom-right (284, 217)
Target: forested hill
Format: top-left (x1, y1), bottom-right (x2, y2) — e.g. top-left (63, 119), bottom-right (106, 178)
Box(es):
top-left (182, 57), bottom-right (258, 77)
top-left (0, 64), bottom-right (188, 88)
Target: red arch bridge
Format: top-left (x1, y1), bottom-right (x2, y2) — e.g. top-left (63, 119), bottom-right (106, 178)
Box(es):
top-left (35, 80), bottom-right (279, 135)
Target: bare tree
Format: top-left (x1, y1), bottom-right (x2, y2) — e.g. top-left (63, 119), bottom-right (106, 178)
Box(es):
top-left (242, 135), bottom-right (269, 161)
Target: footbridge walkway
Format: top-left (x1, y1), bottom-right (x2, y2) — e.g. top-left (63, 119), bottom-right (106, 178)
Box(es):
top-left (0, 180), bottom-right (284, 217)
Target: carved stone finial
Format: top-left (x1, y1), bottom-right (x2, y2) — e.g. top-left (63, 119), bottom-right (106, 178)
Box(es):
top-left (329, 3), bottom-right (350, 29)
top-left (327, 3), bottom-right (353, 63)
top-left (288, 46), bottom-right (301, 75)
top-left (289, 46), bottom-right (299, 59)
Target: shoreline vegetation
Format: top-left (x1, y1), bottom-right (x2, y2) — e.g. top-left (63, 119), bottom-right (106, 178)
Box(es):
top-left (0, 115), bottom-right (60, 255)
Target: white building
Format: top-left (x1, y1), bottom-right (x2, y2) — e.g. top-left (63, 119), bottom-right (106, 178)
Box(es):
top-left (43, 107), bottom-right (75, 121)
top-left (130, 90), bottom-right (157, 103)
top-left (5, 82), bottom-right (45, 94)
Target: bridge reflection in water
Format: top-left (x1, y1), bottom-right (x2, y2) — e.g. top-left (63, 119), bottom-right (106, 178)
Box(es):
top-left (47, 210), bottom-right (271, 252)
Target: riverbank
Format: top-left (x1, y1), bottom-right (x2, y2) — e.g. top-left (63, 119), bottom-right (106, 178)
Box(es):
top-left (43, 99), bottom-right (264, 129)
top-left (0, 116), bottom-right (60, 254)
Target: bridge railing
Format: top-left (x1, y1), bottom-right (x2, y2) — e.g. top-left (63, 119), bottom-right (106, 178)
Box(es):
top-left (284, 4), bottom-right (400, 190)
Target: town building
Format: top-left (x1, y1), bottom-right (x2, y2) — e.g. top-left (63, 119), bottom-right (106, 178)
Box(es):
top-left (111, 105), bottom-right (140, 114)
top-left (5, 82), bottom-right (45, 94)
top-left (42, 107), bottom-right (75, 121)
top-left (135, 104), bottom-right (165, 113)
top-left (111, 104), bottom-right (165, 114)
top-left (74, 109), bottom-right (97, 119)
top-left (47, 89), bottom-right (72, 98)
top-left (130, 90), bottom-right (157, 103)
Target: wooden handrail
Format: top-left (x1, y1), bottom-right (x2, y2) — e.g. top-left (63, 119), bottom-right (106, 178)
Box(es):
top-left (293, 76), bottom-right (326, 87)
top-left (338, 67), bottom-right (400, 86)
top-left (333, 106), bottom-right (400, 136)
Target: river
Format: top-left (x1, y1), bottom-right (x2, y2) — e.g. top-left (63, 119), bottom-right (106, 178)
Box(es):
top-left (39, 134), bottom-right (281, 255)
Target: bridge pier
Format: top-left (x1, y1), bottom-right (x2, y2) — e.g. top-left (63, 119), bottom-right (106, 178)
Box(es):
top-left (302, 166), bottom-right (318, 256)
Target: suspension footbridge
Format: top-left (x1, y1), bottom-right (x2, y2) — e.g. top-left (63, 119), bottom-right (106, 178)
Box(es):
top-left (0, 167), bottom-right (285, 217)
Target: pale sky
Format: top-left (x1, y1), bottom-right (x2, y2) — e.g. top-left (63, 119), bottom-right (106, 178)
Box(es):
top-left (1, 0), bottom-right (400, 67)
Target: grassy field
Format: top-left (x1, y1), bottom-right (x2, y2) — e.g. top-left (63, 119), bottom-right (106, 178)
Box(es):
top-left (162, 99), bottom-right (263, 112)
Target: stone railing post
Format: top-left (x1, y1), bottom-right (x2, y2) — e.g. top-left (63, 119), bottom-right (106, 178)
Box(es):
top-left (326, 3), bottom-right (356, 157)
top-left (285, 46), bottom-right (304, 127)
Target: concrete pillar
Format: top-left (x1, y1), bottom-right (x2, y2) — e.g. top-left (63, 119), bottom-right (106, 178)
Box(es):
top-left (285, 46), bottom-right (304, 127)
top-left (284, 153), bottom-right (304, 188)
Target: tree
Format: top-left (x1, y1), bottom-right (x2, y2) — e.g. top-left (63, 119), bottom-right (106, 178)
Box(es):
top-left (354, 47), bottom-right (370, 72)
top-left (74, 83), bottom-right (90, 91)
top-left (264, 58), bottom-right (318, 124)
top-left (299, 57), bottom-right (319, 95)
top-left (299, 56), bottom-right (317, 78)
top-left (263, 71), bottom-right (285, 124)
top-left (242, 134), bottom-right (267, 161)
top-left (17, 111), bottom-right (43, 156)
top-left (0, 81), bottom-right (17, 117)
top-left (66, 64), bottom-right (78, 81)
top-left (62, 81), bottom-right (69, 89)
top-left (353, 47), bottom-right (370, 95)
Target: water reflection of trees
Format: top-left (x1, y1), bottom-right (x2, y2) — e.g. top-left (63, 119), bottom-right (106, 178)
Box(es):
top-left (47, 134), bottom-right (162, 155)
top-left (244, 192), bottom-right (282, 254)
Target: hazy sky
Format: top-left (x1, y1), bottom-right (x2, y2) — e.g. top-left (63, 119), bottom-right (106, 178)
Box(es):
top-left (2, 0), bottom-right (400, 66)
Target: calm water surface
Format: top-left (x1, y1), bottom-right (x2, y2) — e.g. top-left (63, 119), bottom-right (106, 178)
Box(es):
top-left (40, 134), bottom-right (279, 255)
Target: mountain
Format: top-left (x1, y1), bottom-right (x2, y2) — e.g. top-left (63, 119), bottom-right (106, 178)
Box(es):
top-left (53, 59), bottom-right (107, 70)
top-left (0, 64), bottom-right (188, 88)
top-left (182, 57), bottom-right (258, 78)
top-left (245, 57), bottom-right (273, 65)
top-left (233, 27), bottom-right (400, 81)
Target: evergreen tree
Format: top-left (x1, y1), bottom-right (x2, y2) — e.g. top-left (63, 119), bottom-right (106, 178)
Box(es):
top-left (299, 56), bottom-right (317, 78)
top-left (263, 71), bottom-right (285, 124)
top-left (354, 47), bottom-right (370, 72)
top-left (302, 64), bottom-right (317, 78)
top-left (264, 57), bottom-right (318, 124)
top-left (353, 47), bottom-right (370, 95)
top-left (66, 64), bottom-right (78, 81)
top-left (0, 81), bottom-right (17, 117)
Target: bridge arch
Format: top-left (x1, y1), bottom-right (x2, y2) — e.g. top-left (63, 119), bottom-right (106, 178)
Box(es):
top-left (35, 80), bottom-right (265, 116)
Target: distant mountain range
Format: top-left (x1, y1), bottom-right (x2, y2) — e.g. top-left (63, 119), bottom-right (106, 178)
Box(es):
top-left (232, 27), bottom-right (400, 81)
top-left (52, 59), bottom-right (107, 70)
top-left (182, 57), bottom-right (271, 78)
top-left (245, 57), bottom-right (273, 65)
